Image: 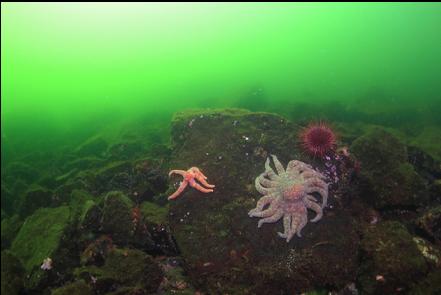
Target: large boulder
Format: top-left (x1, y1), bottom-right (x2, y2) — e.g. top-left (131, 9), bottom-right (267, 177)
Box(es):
top-left (1, 182), bottom-right (14, 215)
top-left (50, 280), bottom-right (93, 295)
top-left (1, 214), bottom-right (23, 250)
top-left (74, 248), bottom-right (163, 294)
top-left (2, 162), bottom-right (39, 187)
top-left (1, 250), bottom-right (25, 295)
top-left (351, 127), bottom-right (428, 209)
top-left (71, 158), bottom-right (168, 200)
top-left (100, 191), bottom-right (134, 245)
top-left (168, 109), bottom-right (360, 293)
top-left (408, 269), bottom-right (441, 295)
top-left (415, 206), bottom-right (441, 243)
top-left (18, 184), bottom-right (54, 217)
top-left (10, 206), bottom-right (73, 290)
top-left (140, 201), bottom-right (178, 255)
top-left (358, 221), bottom-right (429, 294)
top-left (76, 191), bottom-right (158, 252)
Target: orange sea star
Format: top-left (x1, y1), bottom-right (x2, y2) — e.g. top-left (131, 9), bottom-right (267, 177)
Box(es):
top-left (168, 167), bottom-right (215, 200)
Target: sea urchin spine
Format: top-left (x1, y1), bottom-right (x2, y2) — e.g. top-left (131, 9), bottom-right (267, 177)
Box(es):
top-left (300, 122), bottom-right (337, 158)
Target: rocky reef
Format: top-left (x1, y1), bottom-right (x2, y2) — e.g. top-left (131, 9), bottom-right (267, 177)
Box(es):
top-left (351, 127), bottom-right (428, 209)
top-left (1, 108), bottom-right (440, 294)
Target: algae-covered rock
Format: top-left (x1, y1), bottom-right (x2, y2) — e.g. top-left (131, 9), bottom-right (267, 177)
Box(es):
top-left (416, 206), bottom-right (441, 243)
top-left (67, 161), bottom-right (133, 196)
top-left (76, 191), bottom-right (157, 251)
top-left (351, 127), bottom-right (408, 169)
top-left (140, 201), bottom-right (168, 225)
top-left (94, 161), bottom-right (133, 194)
top-left (107, 140), bottom-right (146, 161)
top-left (409, 125), bottom-right (441, 162)
top-left (75, 248), bottom-right (163, 293)
top-left (2, 162), bottom-right (40, 186)
top-left (140, 201), bottom-right (178, 255)
top-left (156, 256), bottom-right (196, 294)
top-left (77, 158), bottom-right (167, 198)
top-left (70, 190), bottom-right (101, 239)
top-left (408, 146), bottom-right (441, 182)
top-left (412, 236), bottom-right (441, 268)
top-left (51, 280), bottom-right (93, 295)
top-left (63, 156), bottom-right (105, 172)
top-left (168, 109), bottom-right (360, 293)
top-left (1, 182), bottom-right (14, 215)
top-left (78, 200), bottom-right (101, 234)
top-left (131, 158), bottom-right (168, 203)
top-left (359, 221), bottom-right (428, 294)
top-left (75, 135), bottom-right (108, 157)
top-left (351, 127), bottom-right (428, 208)
top-left (10, 206), bottom-right (72, 290)
top-left (101, 191), bottom-right (134, 244)
top-left (1, 214), bottom-right (23, 250)
top-left (408, 269), bottom-right (441, 295)
top-left (80, 234), bottom-right (114, 266)
top-left (18, 184), bottom-right (54, 217)
top-left (1, 250), bottom-right (25, 295)
top-left (69, 189), bottom-right (95, 215)
top-left (430, 179), bottom-right (441, 203)
top-left (54, 177), bottom-right (91, 204)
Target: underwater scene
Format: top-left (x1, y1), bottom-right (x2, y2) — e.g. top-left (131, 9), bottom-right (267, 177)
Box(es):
top-left (1, 2), bottom-right (441, 295)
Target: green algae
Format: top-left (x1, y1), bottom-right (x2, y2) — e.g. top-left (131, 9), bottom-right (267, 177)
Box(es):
top-left (351, 127), bottom-right (408, 171)
top-left (409, 126), bottom-right (441, 162)
top-left (10, 206), bottom-right (72, 290)
top-left (351, 127), bottom-right (428, 208)
top-left (18, 184), bottom-right (54, 217)
top-left (409, 269), bottom-right (441, 295)
top-left (359, 221), bottom-right (429, 293)
top-left (74, 248), bottom-right (163, 292)
top-left (416, 206), bottom-right (441, 242)
top-left (74, 135), bottom-right (108, 157)
top-left (100, 191), bottom-right (134, 244)
top-left (51, 280), bottom-right (93, 295)
top-left (140, 201), bottom-right (169, 224)
top-left (1, 250), bottom-right (25, 295)
top-left (1, 214), bottom-right (23, 250)
top-left (11, 206), bottom-right (71, 273)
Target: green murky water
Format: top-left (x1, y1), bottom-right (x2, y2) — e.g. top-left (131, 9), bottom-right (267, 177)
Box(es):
top-left (2, 3), bottom-right (441, 162)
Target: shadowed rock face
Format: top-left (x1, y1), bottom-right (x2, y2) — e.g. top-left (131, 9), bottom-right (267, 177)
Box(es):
top-left (167, 109), bottom-right (360, 294)
top-left (359, 221), bottom-right (429, 294)
top-left (350, 127), bottom-right (428, 209)
top-left (1, 251), bottom-right (25, 295)
top-left (74, 248), bottom-right (163, 294)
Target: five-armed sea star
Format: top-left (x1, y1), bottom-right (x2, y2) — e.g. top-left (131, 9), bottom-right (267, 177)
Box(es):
top-left (168, 167), bottom-right (215, 200)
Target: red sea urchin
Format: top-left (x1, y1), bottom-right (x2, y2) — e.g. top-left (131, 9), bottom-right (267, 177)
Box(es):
top-left (299, 122), bottom-right (337, 158)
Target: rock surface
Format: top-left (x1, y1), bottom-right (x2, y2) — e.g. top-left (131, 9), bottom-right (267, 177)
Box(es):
top-left (358, 221), bottom-right (429, 294)
top-left (351, 127), bottom-right (428, 209)
top-left (1, 250), bottom-right (25, 295)
top-left (2, 108), bottom-right (440, 294)
top-left (10, 206), bottom-right (73, 290)
top-left (168, 109), bottom-right (360, 293)
top-left (74, 248), bottom-right (163, 294)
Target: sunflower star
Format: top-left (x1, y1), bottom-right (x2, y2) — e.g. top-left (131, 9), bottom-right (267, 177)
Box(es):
top-left (248, 155), bottom-right (328, 242)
